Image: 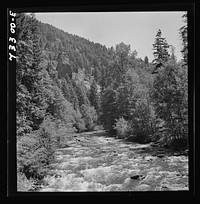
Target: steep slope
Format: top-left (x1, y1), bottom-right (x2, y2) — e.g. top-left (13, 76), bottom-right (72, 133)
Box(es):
top-left (37, 21), bottom-right (110, 83)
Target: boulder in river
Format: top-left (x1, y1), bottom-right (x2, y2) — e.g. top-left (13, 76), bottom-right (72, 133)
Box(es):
top-left (130, 174), bottom-right (145, 180)
top-left (157, 154), bottom-right (165, 158)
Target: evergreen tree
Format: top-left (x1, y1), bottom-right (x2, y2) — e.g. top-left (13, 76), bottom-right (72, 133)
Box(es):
top-left (144, 56), bottom-right (149, 65)
top-left (61, 77), bottom-right (71, 102)
top-left (89, 79), bottom-right (99, 113)
top-left (16, 13), bottom-right (46, 135)
top-left (80, 104), bottom-right (97, 131)
top-left (100, 86), bottom-right (118, 134)
top-left (150, 61), bottom-right (188, 148)
top-left (74, 82), bottom-right (90, 107)
top-left (179, 13), bottom-right (188, 64)
top-left (152, 29), bottom-right (170, 73)
top-left (169, 45), bottom-right (177, 62)
top-left (113, 42), bottom-right (131, 84)
top-left (99, 65), bottom-right (112, 92)
top-left (16, 13), bottom-right (56, 186)
top-left (93, 67), bottom-right (101, 83)
top-left (61, 74), bottom-right (79, 110)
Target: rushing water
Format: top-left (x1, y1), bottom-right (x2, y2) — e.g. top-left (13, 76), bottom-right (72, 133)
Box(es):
top-left (39, 131), bottom-right (188, 192)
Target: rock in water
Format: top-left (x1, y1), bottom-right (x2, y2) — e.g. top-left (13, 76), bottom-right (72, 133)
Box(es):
top-left (130, 175), bottom-right (145, 180)
top-left (157, 154), bottom-right (165, 158)
top-left (130, 175), bottom-right (139, 179)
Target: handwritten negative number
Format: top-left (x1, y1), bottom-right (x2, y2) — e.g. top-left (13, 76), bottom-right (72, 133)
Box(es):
top-left (10, 23), bottom-right (16, 34)
top-left (9, 10), bottom-right (16, 61)
top-left (9, 10), bottom-right (16, 17)
top-left (9, 37), bottom-right (16, 44)
top-left (9, 45), bottom-right (16, 51)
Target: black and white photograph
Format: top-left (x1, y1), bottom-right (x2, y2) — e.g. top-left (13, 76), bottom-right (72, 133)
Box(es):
top-left (7, 4), bottom-right (195, 194)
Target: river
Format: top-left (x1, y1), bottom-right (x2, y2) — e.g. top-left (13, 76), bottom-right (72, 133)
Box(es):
top-left (39, 130), bottom-right (188, 192)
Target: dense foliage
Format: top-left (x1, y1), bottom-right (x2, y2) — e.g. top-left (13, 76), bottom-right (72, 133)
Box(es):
top-left (150, 60), bottom-right (188, 147)
top-left (16, 13), bottom-right (99, 191)
top-left (99, 26), bottom-right (187, 147)
top-left (16, 13), bottom-right (188, 191)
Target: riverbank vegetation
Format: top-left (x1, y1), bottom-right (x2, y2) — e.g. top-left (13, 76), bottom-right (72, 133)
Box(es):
top-left (16, 13), bottom-right (188, 191)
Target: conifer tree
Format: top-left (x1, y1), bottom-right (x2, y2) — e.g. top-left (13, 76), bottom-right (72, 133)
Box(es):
top-left (113, 42), bottom-right (131, 84)
top-left (99, 85), bottom-right (118, 133)
top-left (179, 13), bottom-right (188, 64)
top-left (61, 78), bottom-right (72, 102)
top-left (80, 104), bottom-right (97, 131)
top-left (74, 82), bottom-right (90, 107)
top-left (144, 56), bottom-right (149, 65)
top-left (16, 13), bottom-right (46, 135)
top-left (152, 29), bottom-right (170, 73)
top-left (150, 60), bottom-right (188, 148)
top-left (61, 74), bottom-right (79, 110)
top-left (89, 79), bottom-right (99, 113)
top-left (16, 13), bottom-right (57, 186)
top-left (169, 45), bottom-right (177, 62)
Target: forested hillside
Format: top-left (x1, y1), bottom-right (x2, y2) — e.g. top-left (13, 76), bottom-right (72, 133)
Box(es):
top-left (16, 13), bottom-right (188, 191)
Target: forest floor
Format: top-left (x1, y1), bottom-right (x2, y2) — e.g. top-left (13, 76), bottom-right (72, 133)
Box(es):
top-left (39, 130), bottom-right (188, 192)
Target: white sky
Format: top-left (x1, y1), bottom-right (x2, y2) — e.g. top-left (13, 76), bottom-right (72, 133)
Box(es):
top-left (35, 12), bottom-right (186, 62)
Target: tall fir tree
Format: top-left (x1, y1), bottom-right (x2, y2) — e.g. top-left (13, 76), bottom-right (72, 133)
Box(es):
top-left (100, 85), bottom-right (119, 134)
top-left (16, 13), bottom-right (46, 135)
top-left (179, 13), bottom-right (188, 64)
top-left (152, 29), bottom-right (170, 74)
